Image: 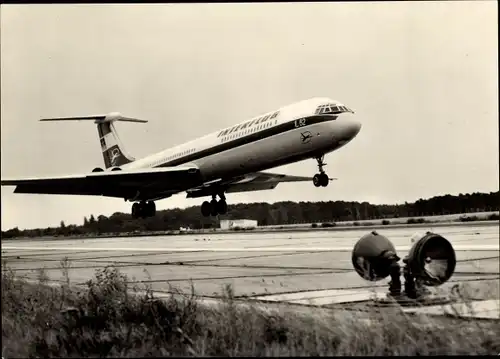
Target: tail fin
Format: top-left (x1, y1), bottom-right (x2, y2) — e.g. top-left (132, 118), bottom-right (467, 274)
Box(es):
top-left (40, 112), bottom-right (147, 169)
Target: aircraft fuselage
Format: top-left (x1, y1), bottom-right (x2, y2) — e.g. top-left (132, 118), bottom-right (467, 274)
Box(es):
top-left (122, 97), bottom-right (361, 186)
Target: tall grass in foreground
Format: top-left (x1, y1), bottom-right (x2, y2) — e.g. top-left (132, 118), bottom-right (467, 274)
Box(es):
top-left (2, 260), bottom-right (499, 357)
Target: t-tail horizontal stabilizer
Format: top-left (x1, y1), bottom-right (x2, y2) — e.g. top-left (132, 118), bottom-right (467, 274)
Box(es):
top-left (40, 112), bottom-right (147, 169)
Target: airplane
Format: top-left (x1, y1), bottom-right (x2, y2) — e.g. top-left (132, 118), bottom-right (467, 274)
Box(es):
top-left (1, 97), bottom-right (362, 219)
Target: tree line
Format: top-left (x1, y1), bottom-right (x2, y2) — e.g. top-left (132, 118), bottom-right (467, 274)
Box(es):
top-left (2, 191), bottom-right (498, 239)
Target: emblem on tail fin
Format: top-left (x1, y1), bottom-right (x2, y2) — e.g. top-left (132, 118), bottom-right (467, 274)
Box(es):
top-left (110, 148), bottom-right (121, 167)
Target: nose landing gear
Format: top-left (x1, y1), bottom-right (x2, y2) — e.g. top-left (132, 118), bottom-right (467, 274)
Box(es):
top-left (313, 155), bottom-right (330, 187)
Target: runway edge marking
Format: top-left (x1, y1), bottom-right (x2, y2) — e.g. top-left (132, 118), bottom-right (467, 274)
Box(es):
top-left (3, 245), bottom-right (499, 252)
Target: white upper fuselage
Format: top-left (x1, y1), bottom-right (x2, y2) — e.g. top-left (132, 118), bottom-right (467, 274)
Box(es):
top-left (120, 97), bottom-right (362, 182)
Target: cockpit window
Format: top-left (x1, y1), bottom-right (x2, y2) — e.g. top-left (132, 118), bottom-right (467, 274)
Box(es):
top-left (315, 104), bottom-right (354, 115)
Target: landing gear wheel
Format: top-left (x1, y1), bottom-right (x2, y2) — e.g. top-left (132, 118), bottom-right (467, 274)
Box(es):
top-left (201, 201), bottom-right (211, 217)
top-left (146, 201), bottom-right (156, 217)
top-left (138, 202), bottom-right (147, 218)
top-left (216, 200), bottom-right (228, 215)
top-left (132, 203), bottom-right (140, 219)
top-left (131, 201), bottom-right (156, 219)
top-left (313, 174), bottom-right (322, 187)
top-left (319, 173), bottom-right (329, 187)
top-left (313, 155), bottom-right (330, 187)
top-left (200, 193), bottom-right (228, 217)
top-left (210, 199), bottom-right (218, 216)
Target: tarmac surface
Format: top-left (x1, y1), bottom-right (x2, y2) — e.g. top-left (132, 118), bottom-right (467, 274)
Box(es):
top-left (2, 223), bottom-right (499, 319)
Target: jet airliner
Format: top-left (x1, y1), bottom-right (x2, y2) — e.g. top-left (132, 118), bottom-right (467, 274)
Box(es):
top-left (1, 97), bottom-right (362, 219)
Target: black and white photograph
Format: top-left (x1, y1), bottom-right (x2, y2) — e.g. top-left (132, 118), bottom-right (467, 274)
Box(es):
top-left (1, 2), bottom-right (498, 357)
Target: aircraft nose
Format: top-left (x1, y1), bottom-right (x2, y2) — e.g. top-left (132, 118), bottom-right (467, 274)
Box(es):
top-left (343, 118), bottom-right (362, 140)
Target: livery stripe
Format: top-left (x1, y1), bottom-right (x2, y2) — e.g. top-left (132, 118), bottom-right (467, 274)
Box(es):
top-left (162, 115), bottom-right (337, 167)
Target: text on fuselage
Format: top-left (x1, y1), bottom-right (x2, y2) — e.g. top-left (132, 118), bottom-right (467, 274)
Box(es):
top-left (217, 111), bottom-right (280, 138)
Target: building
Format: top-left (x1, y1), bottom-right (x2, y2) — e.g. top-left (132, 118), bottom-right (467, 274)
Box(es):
top-left (220, 219), bottom-right (258, 230)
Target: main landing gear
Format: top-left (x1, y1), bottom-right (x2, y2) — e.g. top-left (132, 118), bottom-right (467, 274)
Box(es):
top-left (201, 193), bottom-right (227, 217)
top-left (313, 155), bottom-right (330, 187)
top-left (131, 201), bottom-right (156, 219)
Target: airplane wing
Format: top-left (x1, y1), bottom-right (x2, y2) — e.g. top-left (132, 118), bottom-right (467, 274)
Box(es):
top-left (186, 171), bottom-right (337, 198)
top-left (1, 166), bottom-right (203, 201)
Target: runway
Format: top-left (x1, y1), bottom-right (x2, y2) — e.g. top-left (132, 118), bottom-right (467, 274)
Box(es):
top-left (2, 223), bottom-right (499, 318)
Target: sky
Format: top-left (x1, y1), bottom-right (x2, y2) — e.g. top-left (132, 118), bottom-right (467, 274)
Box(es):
top-left (1, 2), bottom-right (498, 230)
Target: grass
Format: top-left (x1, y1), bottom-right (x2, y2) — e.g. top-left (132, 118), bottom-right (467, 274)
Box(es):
top-left (2, 260), bottom-right (500, 357)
